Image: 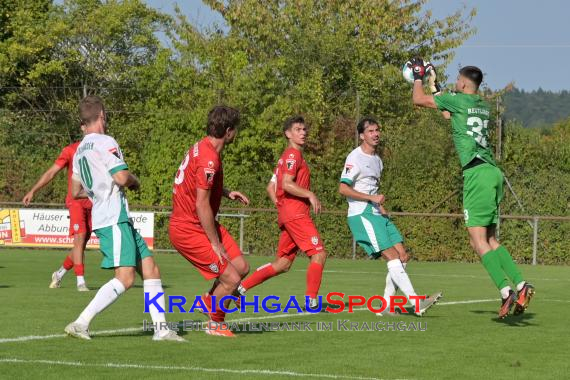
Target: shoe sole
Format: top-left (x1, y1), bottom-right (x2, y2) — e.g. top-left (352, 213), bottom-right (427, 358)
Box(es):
top-left (153, 338), bottom-right (186, 342)
top-left (301, 307), bottom-right (329, 313)
top-left (513, 288), bottom-right (535, 316)
top-left (376, 312), bottom-right (400, 317)
top-left (65, 328), bottom-right (91, 340)
top-left (49, 273), bottom-right (61, 289)
top-left (198, 293), bottom-right (214, 319)
top-left (415, 293), bottom-right (443, 317)
top-left (153, 336), bottom-right (186, 342)
top-left (205, 329), bottom-right (235, 338)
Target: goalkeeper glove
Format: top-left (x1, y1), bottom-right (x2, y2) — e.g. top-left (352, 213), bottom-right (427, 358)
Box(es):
top-left (425, 62), bottom-right (441, 95)
top-left (409, 57), bottom-right (426, 81)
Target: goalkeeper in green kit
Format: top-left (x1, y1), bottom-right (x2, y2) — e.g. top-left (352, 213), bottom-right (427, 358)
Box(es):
top-left (410, 58), bottom-right (534, 319)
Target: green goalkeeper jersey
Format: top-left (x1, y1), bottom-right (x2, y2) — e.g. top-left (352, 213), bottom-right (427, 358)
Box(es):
top-left (434, 92), bottom-right (496, 168)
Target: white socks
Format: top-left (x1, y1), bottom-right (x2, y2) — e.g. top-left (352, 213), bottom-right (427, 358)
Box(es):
top-left (56, 267), bottom-right (68, 279)
top-left (74, 277), bottom-right (169, 336)
top-left (383, 272), bottom-right (396, 303)
top-left (386, 259), bottom-right (417, 299)
top-left (76, 278), bottom-right (125, 327)
top-left (76, 275), bottom-right (85, 286)
top-left (144, 279), bottom-right (168, 336)
top-left (500, 286), bottom-right (512, 299)
top-left (383, 262), bottom-right (406, 307)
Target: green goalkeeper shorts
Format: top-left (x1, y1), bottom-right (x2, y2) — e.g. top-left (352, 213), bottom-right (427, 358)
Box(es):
top-left (462, 163), bottom-right (504, 227)
top-left (347, 213), bottom-right (403, 258)
top-left (95, 221), bottom-right (152, 268)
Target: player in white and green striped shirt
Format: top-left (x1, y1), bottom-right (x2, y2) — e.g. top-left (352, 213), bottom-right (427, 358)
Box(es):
top-left (339, 117), bottom-right (442, 316)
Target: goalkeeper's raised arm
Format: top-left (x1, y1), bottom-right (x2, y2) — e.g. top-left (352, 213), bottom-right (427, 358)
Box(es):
top-left (410, 57), bottom-right (440, 109)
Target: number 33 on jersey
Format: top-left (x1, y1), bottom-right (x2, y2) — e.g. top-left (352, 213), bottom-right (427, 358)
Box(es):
top-left (434, 92), bottom-right (496, 168)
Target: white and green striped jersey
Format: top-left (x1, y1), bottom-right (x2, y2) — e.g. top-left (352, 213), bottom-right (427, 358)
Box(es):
top-left (72, 133), bottom-right (130, 230)
top-left (340, 146), bottom-right (383, 217)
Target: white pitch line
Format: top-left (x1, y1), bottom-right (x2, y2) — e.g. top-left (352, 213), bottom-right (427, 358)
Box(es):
top-left (230, 299), bottom-right (499, 321)
top-left (0, 310), bottom-right (345, 344)
top-left (0, 328), bottom-right (141, 344)
top-left (92, 327), bottom-right (141, 336)
top-left (309, 270), bottom-right (481, 279)
top-left (0, 333), bottom-right (67, 343)
top-left (437, 299), bottom-right (498, 306)
top-left (542, 299), bottom-right (570, 304)
top-left (0, 298), bottom-right (499, 344)
top-left (411, 274), bottom-right (568, 282)
top-left (0, 358), bottom-right (396, 380)
top-left (301, 270), bottom-right (570, 282)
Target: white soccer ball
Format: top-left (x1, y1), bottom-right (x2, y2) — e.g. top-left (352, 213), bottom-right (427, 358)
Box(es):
top-left (402, 61), bottom-right (432, 84)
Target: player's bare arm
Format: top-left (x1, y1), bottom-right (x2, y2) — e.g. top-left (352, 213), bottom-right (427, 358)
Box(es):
top-left (71, 177), bottom-right (89, 199)
top-left (266, 179), bottom-right (277, 205)
top-left (282, 173), bottom-right (321, 214)
top-left (112, 170), bottom-right (140, 191)
top-left (339, 183), bottom-right (388, 215)
top-left (410, 58), bottom-right (450, 120)
top-left (223, 187), bottom-right (250, 205)
top-left (338, 183), bottom-right (385, 205)
top-left (196, 187), bottom-right (228, 262)
top-left (412, 80), bottom-right (438, 109)
top-left (407, 57), bottom-right (438, 109)
top-left (22, 164), bottom-right (64, 205)
top-left (412, 77), bottom-right (449, 119)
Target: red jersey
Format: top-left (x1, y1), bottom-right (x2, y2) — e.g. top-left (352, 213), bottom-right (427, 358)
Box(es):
top-left (275, 147), bottom-right (311, 225)
top-left (54, 142), bottom-right (92, 209)
top-left (171, 137), bottom-right (223, 225)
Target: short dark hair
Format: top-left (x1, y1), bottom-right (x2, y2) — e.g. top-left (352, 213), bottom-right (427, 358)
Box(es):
top-left (207, 105), bottom-right (240, 138)
top-left (459, 66), bottom-right (483, 87)
top-left (357, 117), bottom-right (379, 134)
top-left (283, 115), bottom-right (305, 133)
top-left (79, 95), bottom-right (105, 126)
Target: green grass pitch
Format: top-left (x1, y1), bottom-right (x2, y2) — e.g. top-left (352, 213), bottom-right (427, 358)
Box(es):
top-left (0, 249), bottom-right (568, 379)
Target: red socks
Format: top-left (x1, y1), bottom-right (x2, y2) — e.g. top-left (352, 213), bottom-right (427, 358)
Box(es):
top-left (203, 294), bottom-right (226, 322)
top-left (74, 264), bottom-right (85, 276)
top-left (211, 308), bottom-right (226, 323)
top-left (63, 255), bottom-right (85, 276)
top-left (62, 255), bottom-right (74, 270)
top-left (306, 262), bottom-right (324, 298)
top-left (241, 263), bottom-right (278, 291)
top-left (241, 261), bottom-right (323, 297)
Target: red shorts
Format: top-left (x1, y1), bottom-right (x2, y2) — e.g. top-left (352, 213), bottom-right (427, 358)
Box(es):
top-left (277, 217), bottom-right (324, 261)
top-left (67, 202), bottom-right (92, 237)
top-left (169, 221), bottom-right (242, 280)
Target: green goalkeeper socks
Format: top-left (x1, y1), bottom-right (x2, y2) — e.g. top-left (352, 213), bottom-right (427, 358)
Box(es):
top-left (495, 245), bottom-right (524, 286)
top-left (481, 249), bottom-right (509, 290)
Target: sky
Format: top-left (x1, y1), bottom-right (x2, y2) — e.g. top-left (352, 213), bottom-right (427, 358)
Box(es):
top-left (147, 0), bottom-right (570, 92)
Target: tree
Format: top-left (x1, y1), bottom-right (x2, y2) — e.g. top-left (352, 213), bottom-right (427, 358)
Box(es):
top-left (0, 0), bottom-right (171, 201)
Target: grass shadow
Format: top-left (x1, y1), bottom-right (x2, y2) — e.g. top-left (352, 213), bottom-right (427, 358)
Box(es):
top-left (493, 312), bottom-right (537, 326)
top-left (471, 310), bottom-right (537, 326)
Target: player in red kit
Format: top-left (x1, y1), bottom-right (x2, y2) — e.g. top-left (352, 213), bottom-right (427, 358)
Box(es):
top-left (23, 139), bottom-right (92, 291)
top-left (238, 116), bottom-right (327, 311)
top-left (169, 106), bottom-right (250, 337)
